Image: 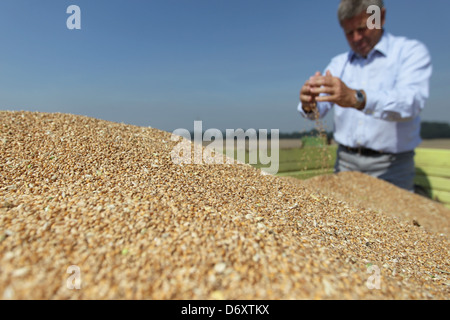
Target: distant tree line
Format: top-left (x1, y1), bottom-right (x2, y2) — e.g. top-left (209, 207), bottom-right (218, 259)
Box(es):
top-left (420, 122), bottom-right (450, 139)
top-left (187, 121), bottom-right (450, 141)
top-left (278, 129), bottom-right (333, 141)
top-left (277, 121), bottom-right (450, 140)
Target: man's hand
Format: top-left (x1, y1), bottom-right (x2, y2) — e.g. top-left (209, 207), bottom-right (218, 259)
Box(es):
top-left (308, 70), bottom-right (359, 108)
top-left (299, 71), bottom-right (322, 113)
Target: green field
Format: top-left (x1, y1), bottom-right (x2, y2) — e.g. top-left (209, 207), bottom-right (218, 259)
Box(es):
top-left (273, 145), bottom-right (336, 179)
top-left (227, 144), bottom-right (337, 179)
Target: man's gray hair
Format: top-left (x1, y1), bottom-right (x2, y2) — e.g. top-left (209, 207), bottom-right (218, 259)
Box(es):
top-left (338, 0), bottom-right (384, 23)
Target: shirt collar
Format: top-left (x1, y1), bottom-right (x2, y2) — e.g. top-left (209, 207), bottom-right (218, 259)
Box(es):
top-left (349, 30), bottom-right (389, 61)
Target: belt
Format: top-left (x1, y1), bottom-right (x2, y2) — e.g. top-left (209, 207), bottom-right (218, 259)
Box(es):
top-left (340, 144), bottom-right (390, 156)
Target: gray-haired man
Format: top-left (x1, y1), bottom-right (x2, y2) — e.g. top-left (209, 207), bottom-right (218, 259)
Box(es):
top-left (298, 0), bottom-right (432, 191)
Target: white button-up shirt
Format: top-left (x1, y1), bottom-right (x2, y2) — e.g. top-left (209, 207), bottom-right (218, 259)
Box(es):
top-left (298, 31), bottom-right (432, 154)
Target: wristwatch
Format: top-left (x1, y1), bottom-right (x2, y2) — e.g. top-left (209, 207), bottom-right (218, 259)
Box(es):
top-left (355, 90), bottom-right (365, 110)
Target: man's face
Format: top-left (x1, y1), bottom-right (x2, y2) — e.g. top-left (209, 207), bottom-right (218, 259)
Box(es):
top-left (341, 8), bottom-right (386, 57)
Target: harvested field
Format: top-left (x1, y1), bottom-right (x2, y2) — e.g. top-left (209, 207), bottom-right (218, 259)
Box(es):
top-left (1, 111), bottom-right (449, 300)
top-left (418, 139), bottom-right (450, 150)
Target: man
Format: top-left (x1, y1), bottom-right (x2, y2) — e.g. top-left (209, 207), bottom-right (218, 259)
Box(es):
top-left (298, 0), bottom-right (432, 191)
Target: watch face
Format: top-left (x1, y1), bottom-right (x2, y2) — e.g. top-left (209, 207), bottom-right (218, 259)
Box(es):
top-left (356, 90), bottom-right (364, 102)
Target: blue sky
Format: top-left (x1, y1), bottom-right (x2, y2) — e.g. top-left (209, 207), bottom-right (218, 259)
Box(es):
top-left (1, 0), bottom-right (449, 133)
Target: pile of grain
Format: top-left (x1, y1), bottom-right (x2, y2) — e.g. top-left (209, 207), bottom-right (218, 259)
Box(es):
top-left (1, 111), bottom-right (449, 300)
top-left (300, 172), bottom-right (450, 237)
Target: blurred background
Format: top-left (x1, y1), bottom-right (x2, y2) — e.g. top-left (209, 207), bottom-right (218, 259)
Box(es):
top-left (0, 0), bottom-right (449, 134)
